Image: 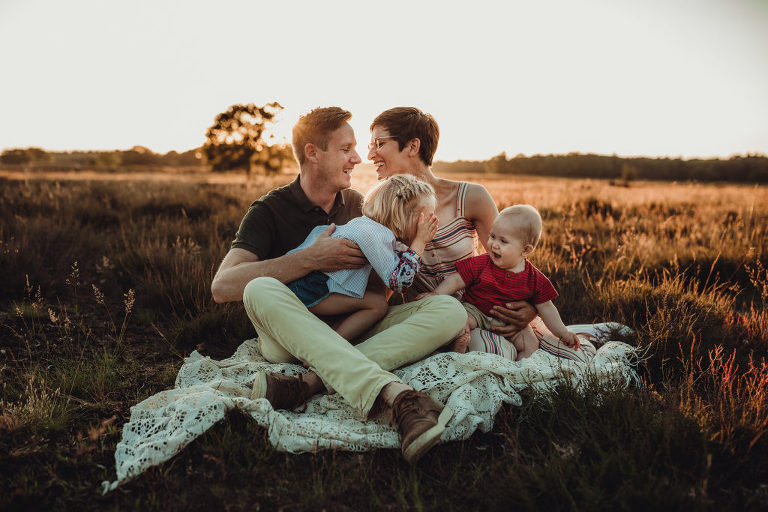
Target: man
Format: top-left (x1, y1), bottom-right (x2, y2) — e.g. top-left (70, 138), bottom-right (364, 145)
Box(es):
top-left (211, 107), bottom-right (466, 463)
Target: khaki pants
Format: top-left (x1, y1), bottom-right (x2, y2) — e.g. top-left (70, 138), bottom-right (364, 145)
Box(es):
top-left (243, 277), bottom-right (466, 418)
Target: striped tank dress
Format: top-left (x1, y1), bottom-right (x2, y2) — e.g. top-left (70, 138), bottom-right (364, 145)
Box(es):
top-left (410, 182), bottom-right (479, 299)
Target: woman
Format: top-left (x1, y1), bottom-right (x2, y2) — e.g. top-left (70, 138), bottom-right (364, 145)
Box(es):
top-left (367, 107), bottom-right (597, 361)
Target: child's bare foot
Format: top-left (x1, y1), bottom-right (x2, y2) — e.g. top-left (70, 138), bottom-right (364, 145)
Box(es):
top-left (451, 327), bottom-right (471, 353)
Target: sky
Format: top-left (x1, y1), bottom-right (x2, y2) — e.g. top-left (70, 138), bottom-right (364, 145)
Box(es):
top-left (1, 0), bottom-right (767, 162)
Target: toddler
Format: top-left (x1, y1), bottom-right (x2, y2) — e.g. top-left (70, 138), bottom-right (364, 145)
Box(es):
top-left (286, 174), bottom-right (438, 341)
top-left (419, 204), bottom-right (579, 360)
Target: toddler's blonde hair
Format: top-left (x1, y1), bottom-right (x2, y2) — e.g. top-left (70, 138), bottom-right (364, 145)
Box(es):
top-left (363, 174), bottom-right (435, 243)
top-left (498, 204), bottom-right (543, 248)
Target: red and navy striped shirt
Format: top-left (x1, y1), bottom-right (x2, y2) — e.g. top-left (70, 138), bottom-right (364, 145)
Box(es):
top-left (455, 254), bottom-right (558, 315)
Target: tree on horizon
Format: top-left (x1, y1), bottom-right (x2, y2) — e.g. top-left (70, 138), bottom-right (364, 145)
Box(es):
top-left (202, 102), bottom-right (291, 176)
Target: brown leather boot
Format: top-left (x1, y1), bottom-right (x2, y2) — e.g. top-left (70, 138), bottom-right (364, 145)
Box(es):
top-left (251, 371), bottom-right (311, 411)
top-left (390, 390), bottom-right (453, 464)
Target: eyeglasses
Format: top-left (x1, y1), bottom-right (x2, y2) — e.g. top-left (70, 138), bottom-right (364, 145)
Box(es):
top-left (368, 136), bottom-right (397, 151)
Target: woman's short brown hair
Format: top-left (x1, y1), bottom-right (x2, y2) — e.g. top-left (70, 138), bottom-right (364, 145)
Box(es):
top-left (292, 107), bottom-right (352, 165)
top-left (370, 107), bottom-right (440, 166)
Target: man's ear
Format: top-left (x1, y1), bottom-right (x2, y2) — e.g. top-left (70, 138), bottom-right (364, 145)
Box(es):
top-left (407, 138), bottom-right (421, 158)
top-left (304, 143), bottom-right (318, 162)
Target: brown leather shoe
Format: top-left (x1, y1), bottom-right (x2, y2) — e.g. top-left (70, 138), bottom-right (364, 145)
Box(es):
top-left (390, 390), bottom-right (454, 464)
top-left (251, 371), bottom-right (310, 411)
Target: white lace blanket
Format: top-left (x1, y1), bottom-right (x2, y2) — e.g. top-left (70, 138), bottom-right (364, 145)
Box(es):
top-left (101, 323), bottom-right (639, 493)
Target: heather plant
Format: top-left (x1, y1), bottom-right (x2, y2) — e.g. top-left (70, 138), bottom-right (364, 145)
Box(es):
top-left (1, 174), bottom-right (767, 510)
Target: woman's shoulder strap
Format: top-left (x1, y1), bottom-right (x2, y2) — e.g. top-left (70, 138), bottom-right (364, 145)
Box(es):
top-left (455, 181), bottom-right (470, 217)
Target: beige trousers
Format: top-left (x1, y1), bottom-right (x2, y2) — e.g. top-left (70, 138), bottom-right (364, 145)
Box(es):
top-left (243, 277), bottom-right (466, 418)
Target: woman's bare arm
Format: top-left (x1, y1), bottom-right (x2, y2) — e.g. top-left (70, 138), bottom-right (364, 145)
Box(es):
top-left (463, 182), bottom-right (499, 254)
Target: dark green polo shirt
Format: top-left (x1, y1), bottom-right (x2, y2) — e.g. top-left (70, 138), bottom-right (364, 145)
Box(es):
top-left (231, 175), bottom-right (364, 260)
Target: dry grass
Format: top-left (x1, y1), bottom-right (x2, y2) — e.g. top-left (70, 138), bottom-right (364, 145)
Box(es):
top-left (1, 171), bottom-right (767, 511)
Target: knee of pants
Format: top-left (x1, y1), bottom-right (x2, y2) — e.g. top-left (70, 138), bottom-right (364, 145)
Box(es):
top-left (243, 276), bottom-right (284, 319)
top-left (423, 294), bottom-right (467, 335)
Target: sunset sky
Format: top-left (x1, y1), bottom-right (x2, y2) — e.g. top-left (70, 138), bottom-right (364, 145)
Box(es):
top-left (1, 0), bottom-right (767, 162)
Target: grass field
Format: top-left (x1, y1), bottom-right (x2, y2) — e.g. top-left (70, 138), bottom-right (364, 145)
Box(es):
top-left (1, 171), bottom-right (767, 511)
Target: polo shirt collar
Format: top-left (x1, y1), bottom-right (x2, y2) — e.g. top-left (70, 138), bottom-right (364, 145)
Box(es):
top-left (290, 175), bottom-right (346, 214)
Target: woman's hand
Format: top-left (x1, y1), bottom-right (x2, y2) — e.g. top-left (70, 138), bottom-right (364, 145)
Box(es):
top-left (488, 301), bottom-right (537, 337)
top-left (415, 291), bottom-right (435, 300)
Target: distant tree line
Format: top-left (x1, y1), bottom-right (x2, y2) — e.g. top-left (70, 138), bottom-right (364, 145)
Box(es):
top-left (6, 117), bottom-right (766, 183)
top-left (433, 152), bottom-right (768, 183)
top-left (0, 146), bottom-right (203, 170)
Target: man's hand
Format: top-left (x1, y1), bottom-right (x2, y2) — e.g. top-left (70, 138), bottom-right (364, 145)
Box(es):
top-left (307, 224), bottom-right (366, 272)
top-left (488, 300), bottom-right (537, 337)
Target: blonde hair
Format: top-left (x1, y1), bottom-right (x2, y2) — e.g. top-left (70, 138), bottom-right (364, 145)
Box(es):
top-left (363, 174), bottom-right (435, 242)
top-left (498, 204), bottom-right (543, 248)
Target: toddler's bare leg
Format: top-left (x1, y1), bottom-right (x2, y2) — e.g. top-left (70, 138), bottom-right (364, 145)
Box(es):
top-left (310, 291), bottom-right (389, 342)
top-left (509, 325), bottom-right (540, 360)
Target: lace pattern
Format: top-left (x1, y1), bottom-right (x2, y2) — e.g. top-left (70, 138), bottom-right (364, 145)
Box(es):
top-left (101, 323), bottom-right (639, 493)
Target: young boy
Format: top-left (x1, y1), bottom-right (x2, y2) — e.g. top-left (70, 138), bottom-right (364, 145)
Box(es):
top-left (419, 204), bottom-right (580, 360)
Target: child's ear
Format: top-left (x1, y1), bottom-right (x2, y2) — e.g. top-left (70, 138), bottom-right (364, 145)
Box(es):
top-left (523, 244), bottom-right (535, 257)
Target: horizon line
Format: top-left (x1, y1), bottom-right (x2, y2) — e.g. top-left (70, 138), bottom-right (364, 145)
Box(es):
top-left (2, 145), bottom-right (767, 163)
